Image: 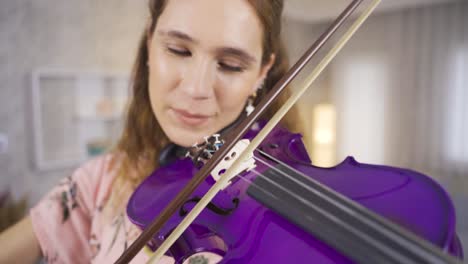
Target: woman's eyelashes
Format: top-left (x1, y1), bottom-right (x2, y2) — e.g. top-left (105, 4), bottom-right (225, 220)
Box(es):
top-left (165, 45), bottom-right (246, 73)
top-left (167, 46), bottom-right (191, 57)
top-left (218, 61), bottom-right (244, 73)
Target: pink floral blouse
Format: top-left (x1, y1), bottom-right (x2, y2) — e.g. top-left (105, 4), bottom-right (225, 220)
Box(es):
top-left (30, 154), bottom-right (174, 264)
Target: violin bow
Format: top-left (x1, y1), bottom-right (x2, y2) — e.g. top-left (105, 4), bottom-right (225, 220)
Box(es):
top-left (116, 0), bottom-right (370, 263)
top-left (144, 1), bottom-right (384, 262)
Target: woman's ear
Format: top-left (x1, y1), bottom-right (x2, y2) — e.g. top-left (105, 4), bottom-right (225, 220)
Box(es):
top-left (252, 54), bottom-right (276, 94)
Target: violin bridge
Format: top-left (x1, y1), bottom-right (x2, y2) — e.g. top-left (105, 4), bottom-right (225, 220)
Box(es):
top-left (210, 139), bottom-right (256, 189)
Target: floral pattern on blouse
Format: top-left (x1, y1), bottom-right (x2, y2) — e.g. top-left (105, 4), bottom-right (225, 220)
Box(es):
top-left (56, 176), bottom-right (79, 223)
top-left (30, 155), bottom-right (174, 263)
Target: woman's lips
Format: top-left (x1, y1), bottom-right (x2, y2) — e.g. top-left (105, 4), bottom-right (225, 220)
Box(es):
top-left (171, 108), bottom-right (212, 126)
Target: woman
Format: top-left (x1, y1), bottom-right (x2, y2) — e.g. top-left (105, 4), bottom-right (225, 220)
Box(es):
top-left (0, 0), bottom-right (301, 263)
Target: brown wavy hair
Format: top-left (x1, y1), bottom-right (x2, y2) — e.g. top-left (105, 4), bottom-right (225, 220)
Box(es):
top-left (112, 0), bottom-right (302, 200)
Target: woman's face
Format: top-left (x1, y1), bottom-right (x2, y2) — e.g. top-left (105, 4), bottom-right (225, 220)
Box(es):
top-left (148, 0), bottom-right (273, 147)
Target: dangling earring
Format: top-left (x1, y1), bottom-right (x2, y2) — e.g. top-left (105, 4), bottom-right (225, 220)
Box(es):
top-left (258, 80), bottom-right (265, 91)
top-left (245, 93), bottom-right (256, 116)
top-left (245, 80), bottom-right (265, 116)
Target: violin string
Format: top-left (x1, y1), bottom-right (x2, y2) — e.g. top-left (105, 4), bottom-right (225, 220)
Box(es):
top-left (249, 154), bottom-right (308, 199)
top-left (222, 141), bottom-right (337, 203)
top-left (235, 153), bottom-right (398, 255)
top-left (206, 144), bottom-right (452, 264)
top-left (218, 144), bottom-right (295, 196)
top-left (221, 136), bottom-right (339, 206)
top-left (249, 149), bottom-right (353, 214)
top-left (211, 150), bottom-right (423, 263)
top-left (229, 151), bottom-right (310, 201)
top-left (237, 166), bottom-right (301, 201)
top-left (227, 167), bottom-right (271, 193)
top-left (243, 149), bottom-right (449, 263)
top-left (251, 149), bottom-right (358, 213)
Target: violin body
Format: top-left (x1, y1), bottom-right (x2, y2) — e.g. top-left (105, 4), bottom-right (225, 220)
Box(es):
top-left (127, 124), bottom-right (463, 263)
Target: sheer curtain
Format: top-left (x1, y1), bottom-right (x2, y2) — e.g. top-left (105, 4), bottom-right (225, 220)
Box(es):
top-left (390, 1), bottom-right (468, 190)
top-left (325, 1), bottom-right (468, 194)
top-left (284, 1), bottom-right (468, 248)
top-left (285, 1), bottom-right (468, 247)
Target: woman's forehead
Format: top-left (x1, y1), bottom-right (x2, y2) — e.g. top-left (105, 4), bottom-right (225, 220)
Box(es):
top-left (157, 0), bottom-right (264, 55)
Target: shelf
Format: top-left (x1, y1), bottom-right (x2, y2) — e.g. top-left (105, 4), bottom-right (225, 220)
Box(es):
top-left (31, 68), bottom-right (130, 171)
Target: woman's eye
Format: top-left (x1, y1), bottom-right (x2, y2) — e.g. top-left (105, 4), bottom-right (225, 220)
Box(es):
top-left (218, 62), bottom-right (244, 73)
top-left (167, 47), bottom-right (191, 57)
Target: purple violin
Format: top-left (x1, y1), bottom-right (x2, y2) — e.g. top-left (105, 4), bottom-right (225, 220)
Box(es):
top-left (127, 124), bottom-right (464, 263)
top-left (118, 1), bottom-right (464, 263)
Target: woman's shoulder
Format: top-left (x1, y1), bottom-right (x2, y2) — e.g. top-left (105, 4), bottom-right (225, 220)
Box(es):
top-left (79, 152), bottom-right (122, 178)
top-left (29, 153), bottom-right (126, 263)
top-left (72, 152), bottom-right (123, 213)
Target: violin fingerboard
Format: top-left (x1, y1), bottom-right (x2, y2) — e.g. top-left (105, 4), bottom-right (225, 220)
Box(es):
top-left (247, 165), bottom-right (457, 264)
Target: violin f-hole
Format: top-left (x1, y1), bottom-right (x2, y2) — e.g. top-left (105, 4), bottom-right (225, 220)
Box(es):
top-left (179, 197), bottom-right (240, 217)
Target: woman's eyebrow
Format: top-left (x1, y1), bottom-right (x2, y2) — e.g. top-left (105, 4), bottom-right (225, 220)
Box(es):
top-left (216, 47), bottom-right (257, 65)
top-left (158, 29), bottom-right (257, 64)
top-left (157, 29), bottom-right (198, 44)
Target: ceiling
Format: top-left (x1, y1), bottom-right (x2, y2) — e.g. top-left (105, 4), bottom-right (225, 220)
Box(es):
top-left (283, 0), bottom-right (459, 22)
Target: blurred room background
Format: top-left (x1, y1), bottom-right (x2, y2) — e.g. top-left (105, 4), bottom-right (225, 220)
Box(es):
top-left (1, 0), bottom-right (467, 257)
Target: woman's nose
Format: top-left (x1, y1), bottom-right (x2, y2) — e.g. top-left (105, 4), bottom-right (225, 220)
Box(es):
top-left (179, 58), bottom-right (216, 100)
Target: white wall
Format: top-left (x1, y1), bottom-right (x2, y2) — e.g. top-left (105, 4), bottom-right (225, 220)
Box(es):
top-left (0, 0), bottom-right (147, 203)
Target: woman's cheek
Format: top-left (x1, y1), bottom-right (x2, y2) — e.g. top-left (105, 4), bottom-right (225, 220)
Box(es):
top-left (153, 57), bottom-right (185, 98)
top-left (218, 84), bottom-right (249, 115)
top-left (155, 54), bottom-right (178, 80)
